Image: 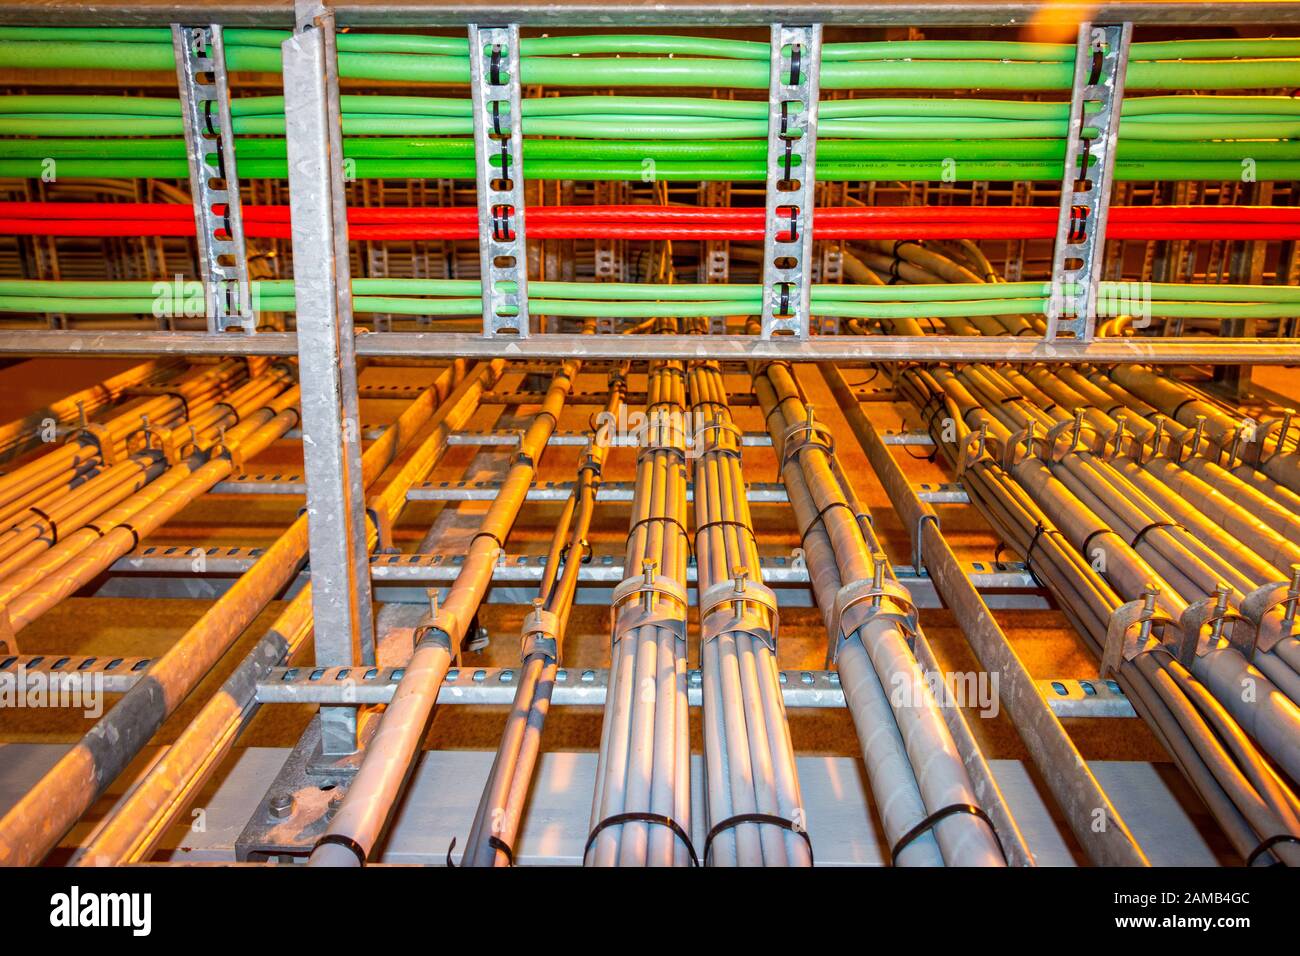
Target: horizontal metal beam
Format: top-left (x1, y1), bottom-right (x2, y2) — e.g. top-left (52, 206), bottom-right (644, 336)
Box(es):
top-left (250, 664), bottom-right (1134, 719)
top-left (209, 473), bottom-right (960, 503)
top-left (0, 330), bottom-right (1290, 365)
top-left (0, 1), bottom-right (1290, 27)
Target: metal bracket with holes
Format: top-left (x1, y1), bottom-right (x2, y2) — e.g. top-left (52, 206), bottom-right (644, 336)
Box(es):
top-left (469, 24), bottom-right (529, 337)
top-left (760, 23), bottom-right (821, 340)
top-left (172, 24), bottom-right (256, 334)
top-left (1046, 21), bottom-right (1132, 342)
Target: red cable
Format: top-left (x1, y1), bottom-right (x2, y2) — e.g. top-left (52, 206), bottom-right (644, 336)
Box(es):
top-left (2, 202), bottom-right (1297, 241)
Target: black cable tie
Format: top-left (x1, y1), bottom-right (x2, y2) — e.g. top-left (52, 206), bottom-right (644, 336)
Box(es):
top-left (693, 518), bottom-right (759, 557)
top-left (314, 833), bottom-right (367, 866)
top-left (798, 499), bottom-right (865, 552)
top-left (1169, 396), bottom-right (1199, 422)
top-left (1081, 527), bottom-right (1114, 559)
top-left (490, 99), bottom-right (503, 136)
top-left (782, 138), bottom-right (795, 183)
top-left (785, 204), bottom-right (799, 243)
top-left (202, 99), bottom-right (218, 136)
top-left (628, 514), bottom-right (692, 557)
top-left (584, 812), bottom-right (699, 866)
top-left (1023, 520), bottom-right (1056, 588)
top-left (703, 812), bottom-right (813, 866)
top-left (470, 529), bottom-right (505, 553)
top-left (789, 44), bottom-right (802, 86)
top-left (778, 282), bottom-right (792, 317)
top-left (115, 522), bottom-right (141, 552)
top-left (1129, 520), bottom-right (1180, 551)
top-left (1245, 833), bottom-right (1300, 867)
top-left (489, 44), bottom-right (503, 86)
top-left (890, 803), bottom-right (1005, 865)
top-left (487, 835), bottom-right (516, 866)
top-left (28, 506), bottom-right (57, 545)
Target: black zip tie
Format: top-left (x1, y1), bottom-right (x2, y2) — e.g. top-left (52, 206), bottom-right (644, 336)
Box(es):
top-left (703, 812), bottom-right (813, 865)
top-left (559, 538), bottom-right (593, 566)
top-left (1088, 45), bottom-right (1105, 85)
top-left (1130, 520), bottom-right (1180, 551)
top-left (492, 205), bottom-right (513, 242)
top-left (778, 282), bottom-right (792, 316)
top-left (584, 812), bottom-right (698, 865)
top-left (628, 514), bottom-right (692, 557)
top-left (890, 803), bottom-right (1005, 865)
top-left (1245, 833), bottom-right (1300, 867)
top-left (1169, 396), bottom-right (1200, 422)
top-left (694, 518), bottom-right (758, 557)
top-left (789, 43), bottom-right (802, 86)
top-left (211, 400), bottom-right (240, 426)
top-left (1022, 521), bottom-right (1060, 588)
top-left (487, 835), bottom-right (516, 866)
top-left (83, 522), bottom-right (105, 539)
top-left (470, 529), bottom-right (505, 553)
top-left (315, 833), bottom-right (367, 866)
top-left (785, 204), bottom-right (799, 243)
top-left (782, 138), bottom-right (795, 184)
top-left (203, 99), bottom-right (218, 136)
top-left (490, 99), bottom-right (503, 136)
top-left (489, 44), bottom-right (503, 85)
top-left (28, 506), bottom-right (57, 545)
top-left (1081, 527), bottom-right (1115, 560)
top-left (798, 499), bottom-right (867, 551)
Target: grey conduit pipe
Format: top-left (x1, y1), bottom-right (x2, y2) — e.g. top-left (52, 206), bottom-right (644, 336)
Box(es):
top-left (753, 358), bottom-right (1005, 867)
top-left (72, 359), bottom-right (481, 866)
top-left (690, 358), bottom-right (810, 867)
top-left (820, 362), bottom-right (1147, 867)
top-left (902, 366), bottom-right (1300, 866)
top-left (309, 356), bottom-right (576, 867)
top-left (461, 366), bottom-right (627, 867)
top-left (587, 343), bottom-right (692, 868)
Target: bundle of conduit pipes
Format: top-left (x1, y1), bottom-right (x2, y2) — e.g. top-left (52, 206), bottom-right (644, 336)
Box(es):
top-left (833, 236), bottom-right (1300, 867)
top-left (458, 363), bottom-right (628, 867)
top-left (750, 346), bottom-right (1016, 867)
top-left (0, 357), bottom-right (487, 865)
top-left (586, 317), bottom-right (694, 868)
top-left (304, 349), bottom-right (583, 866)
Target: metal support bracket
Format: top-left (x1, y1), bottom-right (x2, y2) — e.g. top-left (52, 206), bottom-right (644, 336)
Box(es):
top-left (760, 23), bottom-right (821, 340)
top-left (609, 566), bottom-right (688, 646)
top-left (470, 24), bottom-right (529, 337)
top-left (172, 24), bottom-right (256, 334)
top-left (1100, 587), bottom-right (1171, 678)
top-left (1046, 22), bottom-right (1132, 342)
top-left (282, 9), bottom-right (376, 755)
top-left (699, 573), bottom-right (780, 651)
top-left (1239, 575), bottom-right (1300, 654)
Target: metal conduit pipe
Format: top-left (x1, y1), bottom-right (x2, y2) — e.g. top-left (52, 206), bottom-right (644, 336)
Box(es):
top-left (753, 358), bottom-right (1006, 867)
top-left (905, 367), bottom-right (1300, 866)
top-left (955, 362), bottom-right (1300, 733)
top-left (74, 360), bottom-right (480, 867)
top-left (0, 357), bottom-right (179, 464)
top-left (309, 355), bottom-right (577, 867)
top-left (587, 341), bottom-right (692, 868)
top-left (0, 358), bottom-right (250, 513)
top-left (461, 367), bottom-right (627, 867)
top-left (690, 358), bottom-right (809, 867)
top-left (0, 384), bottom-right (302, 865)
top-left (906, 367), bottom-right (1300, 865)
top-left (0, 365), bottom-right (296, 578)
top-left (949, 372), bottom-right (1300, 782)
top-left (820, 363), bottom-right (1148, 866)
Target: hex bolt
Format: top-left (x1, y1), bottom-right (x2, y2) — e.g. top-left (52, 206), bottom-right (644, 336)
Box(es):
top-left (268, 791), bottom-right (294, 819)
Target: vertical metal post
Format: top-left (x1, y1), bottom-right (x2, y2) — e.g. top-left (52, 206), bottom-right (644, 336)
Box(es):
top-left (760, 23), bottom-right (821, 340)
top-left (172, 24), bottom-right (256, 334)
top-left (1045, 22), bottom-right (1131, 341)
top-left (283, 5), bottom-right (375, 755)
top-left (469, 24), bottom-right (529, 337)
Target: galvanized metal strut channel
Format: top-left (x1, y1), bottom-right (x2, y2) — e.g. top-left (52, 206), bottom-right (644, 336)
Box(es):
top-left (760, 23), bottom-right (821, 340)
top-left (1046, 21), bottom-right (1133, 341)
top-left (470, 23), bottom-right (529, 337)
top-left (282, 4), bottom-right (376, 755)
top-left (171, 23), bottom-right (256, 334)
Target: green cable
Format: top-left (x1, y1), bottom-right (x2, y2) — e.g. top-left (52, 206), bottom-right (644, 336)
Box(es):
top-left (0, 38), bottom-right (1297, 90)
